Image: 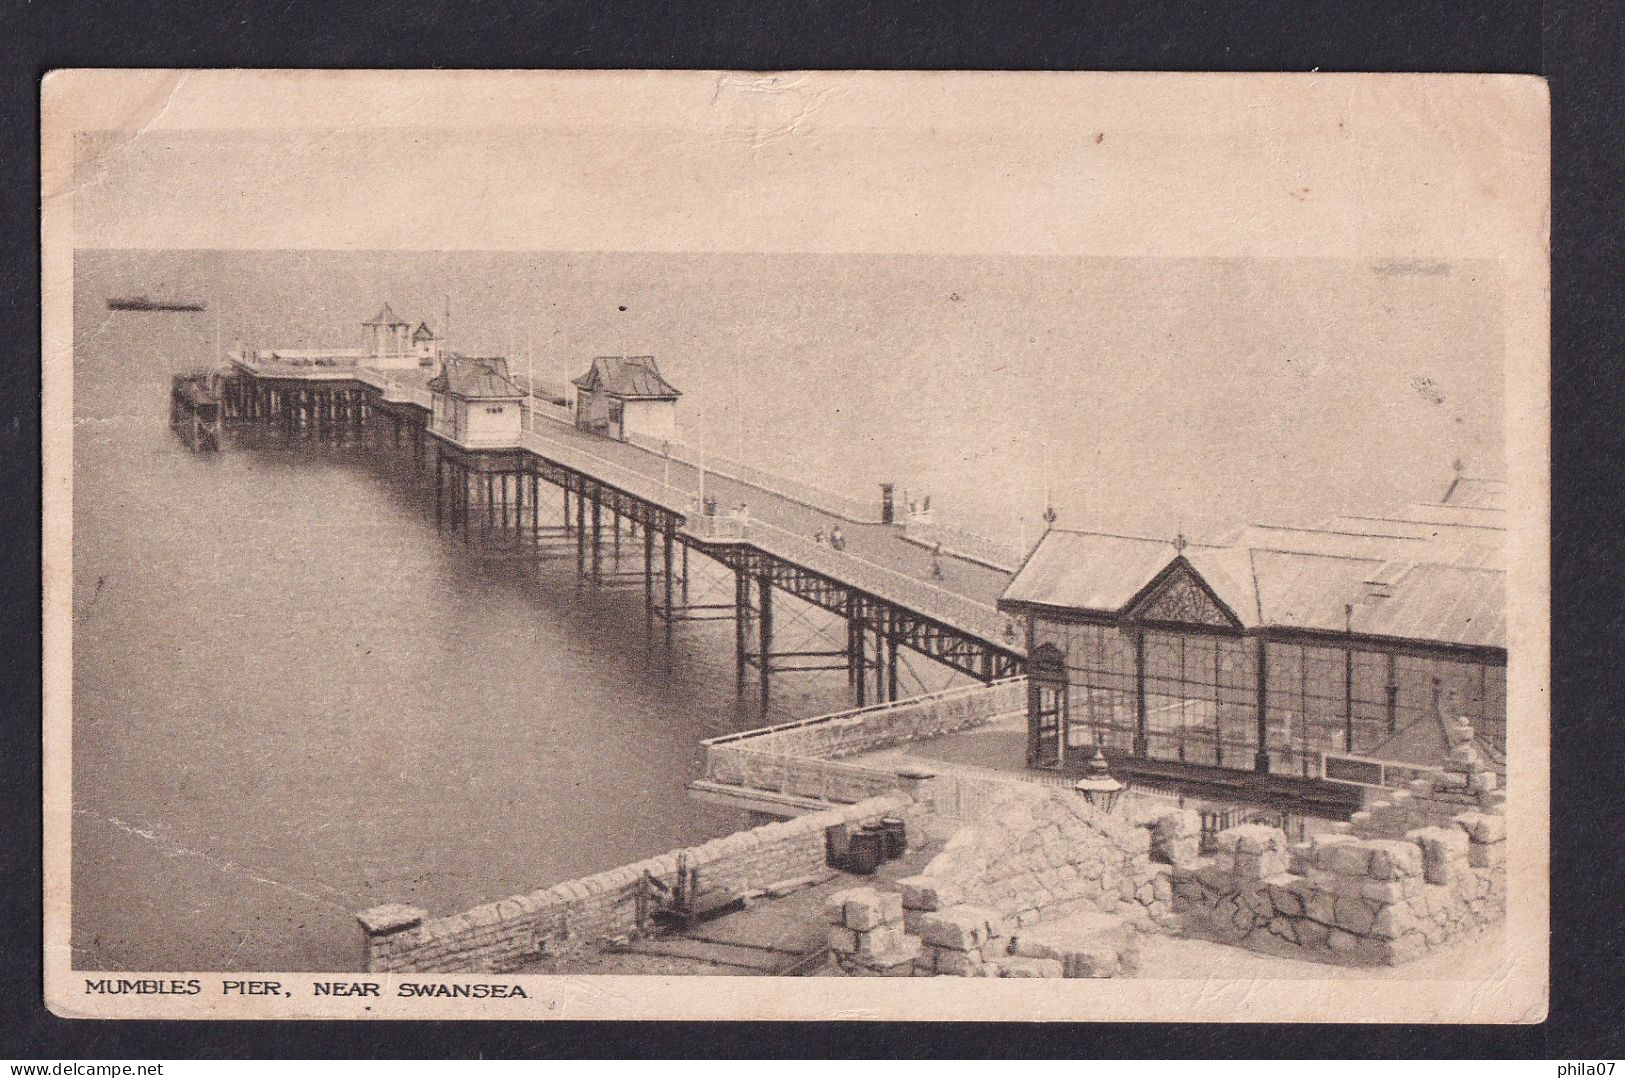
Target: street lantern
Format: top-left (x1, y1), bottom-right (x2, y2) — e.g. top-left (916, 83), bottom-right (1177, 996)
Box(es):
top-left (1074, 747), bottom-right (1125, 815)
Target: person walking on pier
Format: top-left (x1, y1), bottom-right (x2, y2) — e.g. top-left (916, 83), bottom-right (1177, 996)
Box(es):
top-left (829, 524), bottom-right (846, 551)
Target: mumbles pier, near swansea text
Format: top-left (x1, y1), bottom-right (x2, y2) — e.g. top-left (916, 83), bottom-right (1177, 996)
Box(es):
top-left (41, 69), bottom-right (1548, 1023)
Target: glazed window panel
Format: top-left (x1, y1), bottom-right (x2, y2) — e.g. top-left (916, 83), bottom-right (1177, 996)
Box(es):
top-left (1057, 622), bottom-right (1138, 755)
top-left (1142, 630), bottom-right (1228, 766)
top-left (1300, 645), bottom-right (1349, 759)
top-left (1264, 643), bottom-right (1315, 776)
top-left (1214, 637), bottom-right (1259, 768)
top-left (1349, 651), bottom-right (1393, 754)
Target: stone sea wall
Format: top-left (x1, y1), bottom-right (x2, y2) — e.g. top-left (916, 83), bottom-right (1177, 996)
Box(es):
top-left (358, 793), bottom-right (914, 973)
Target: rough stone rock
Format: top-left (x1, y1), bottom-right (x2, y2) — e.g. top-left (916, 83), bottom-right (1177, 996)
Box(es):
top-left (931, 946), bottom-right (984, 976)
top-left (1333, 895), bottom-right (1376, 935)
top-left (1363, 840), bottom-right (1424, 881)
top-left (1327, 927), bottom-right (1358, 954)
top-left (1267, 877), bottom-right (1305, 917)
top-left (1266, 916), bottom-right (1299, 945)
top-left (827, 926), bottom-right (859, 954)
top-left (1065, 946), bottom-right (1122, 978)
top-left (1370, 902), bottom-right (1415, 940)
top-left (845, 891), bottom-right (901, 931)
top-left (1150, 810), bottom-right (1202, 866)
top-left (1228, 824), bottom-right (1287, 857)
top-left (825, 887), bottom-right (876, 925)
top-left (1469, 840), bottom-right (1506, 869)
top-left (1296, 918), bottom-right (1331, 948)
top-left (919, 905), bottom-right (1001, 951)
top-left (1407, 827), bottom-right (1470, 885)
top-left (848, 933), bottom-right (922, 972)
top-left (997, 956), bottom-right (1064, 978)
top-left (1322, 842), bottom-right (1373, 877)
top-left (1305, 889), bottom-right (1337, 926)
top-left (1454, 812), bottom-right (1506, 844)
top-left (1359, 879), bottom-right (1408, 904)
top-left (856, 925), bottom-right (904, 956)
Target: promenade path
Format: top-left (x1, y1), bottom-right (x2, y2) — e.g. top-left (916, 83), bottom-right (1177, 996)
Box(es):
top-left (517, 412), bottom-right (1020, 638)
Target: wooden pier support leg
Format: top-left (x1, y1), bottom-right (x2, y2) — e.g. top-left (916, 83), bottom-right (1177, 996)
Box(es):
top-left (662, 524), bottom-right (675, 650)
top-left (885, 611), bottom-right (899, 703)
top-left (873, 625), bottom-right (886, 703)
top-left (846, 615), bottom-right (857, 686)
top-left (434, 456), bottom-right (444, 530)
top-left (682, 545), bottom-right (691, 606)
top-left (530, 473), bottom-right (540, 545)
top-left (643, 523), bottom-right (656, 632)
top-left (462, 467), bottom-right (472, 544)
top-left (853, 603), bottom-right (867, 707)
top-left (575, 485), bottom-right (587, 583)
top-left (485, 473), bottom-right (496, 535)
top-left (590, 488), bottom-right (602, 584)
top-left (734, 570), bottom-right (750, 693)
top-left (563, 488), bottom-right (571, 534)
top-left (613, 506), bottom-right (621, 558)
top-left (757, 576), bottom-right (773, 709)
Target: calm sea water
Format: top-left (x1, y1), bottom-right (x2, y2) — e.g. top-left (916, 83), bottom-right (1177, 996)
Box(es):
top-left (70, 249), bottom-right (1503, 971)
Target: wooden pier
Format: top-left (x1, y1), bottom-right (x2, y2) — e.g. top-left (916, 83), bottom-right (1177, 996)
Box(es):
top-left (213, 356), bottom-right (1028, 710)
top-left (169, 370), bottom-right (225, 452)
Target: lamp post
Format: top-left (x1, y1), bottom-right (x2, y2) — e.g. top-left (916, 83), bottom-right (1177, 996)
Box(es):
top-left (1074, 747), bottom-right (1125, 815)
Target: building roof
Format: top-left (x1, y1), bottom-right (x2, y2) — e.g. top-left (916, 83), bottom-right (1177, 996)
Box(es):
top-left (1001, 506), bottom-right (1506, 653)
top-left (411, 322), bottom-right (437, 341)
top-left (427, 356), bottom-right (525, 400)
top-left (1393, 502), bottom-right (1505, 529)
top-left (1441, 476), bottom-right (1507, 511)
top-left (1236, 521), bottom-right (1503, 572)
top-left (571, 355), bottom-right (681, 400)
top-left (363, 303), bottom-right (408, 327)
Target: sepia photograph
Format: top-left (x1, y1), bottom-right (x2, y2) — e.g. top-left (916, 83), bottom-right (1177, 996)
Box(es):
top-left (40, 69), bottom-right (1550, 1022)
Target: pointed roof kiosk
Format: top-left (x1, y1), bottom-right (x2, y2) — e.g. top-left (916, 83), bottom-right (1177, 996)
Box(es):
top-left (427, 356), bottom-right (526, 448)
top-left (571, 355), bottom-right (681, 442)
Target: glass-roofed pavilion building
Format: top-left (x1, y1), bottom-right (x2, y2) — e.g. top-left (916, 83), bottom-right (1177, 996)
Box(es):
top-left (996, 481), bottom-right (1506, 815)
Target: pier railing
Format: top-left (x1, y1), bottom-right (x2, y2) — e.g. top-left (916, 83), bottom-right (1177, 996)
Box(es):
top-left (626, 430), bottom-right (881, 523)
top-left (737, 519), bottom-right (1020, 648)
top-left (518, 430), bottom-right (696, 514)
top-left (900, 516), bottom-right (1025, 573)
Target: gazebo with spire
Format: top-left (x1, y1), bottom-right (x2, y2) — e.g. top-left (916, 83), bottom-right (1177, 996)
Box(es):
top-left (362, 304), bottom-right (414, 368)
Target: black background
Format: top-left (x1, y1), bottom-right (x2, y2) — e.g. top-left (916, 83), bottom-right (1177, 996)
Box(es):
top-left (3, 0), bottom-right (1621, 1060)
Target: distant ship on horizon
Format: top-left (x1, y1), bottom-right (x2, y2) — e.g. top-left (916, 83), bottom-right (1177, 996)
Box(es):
top-left (108, 294), bottom-right (206, 312)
